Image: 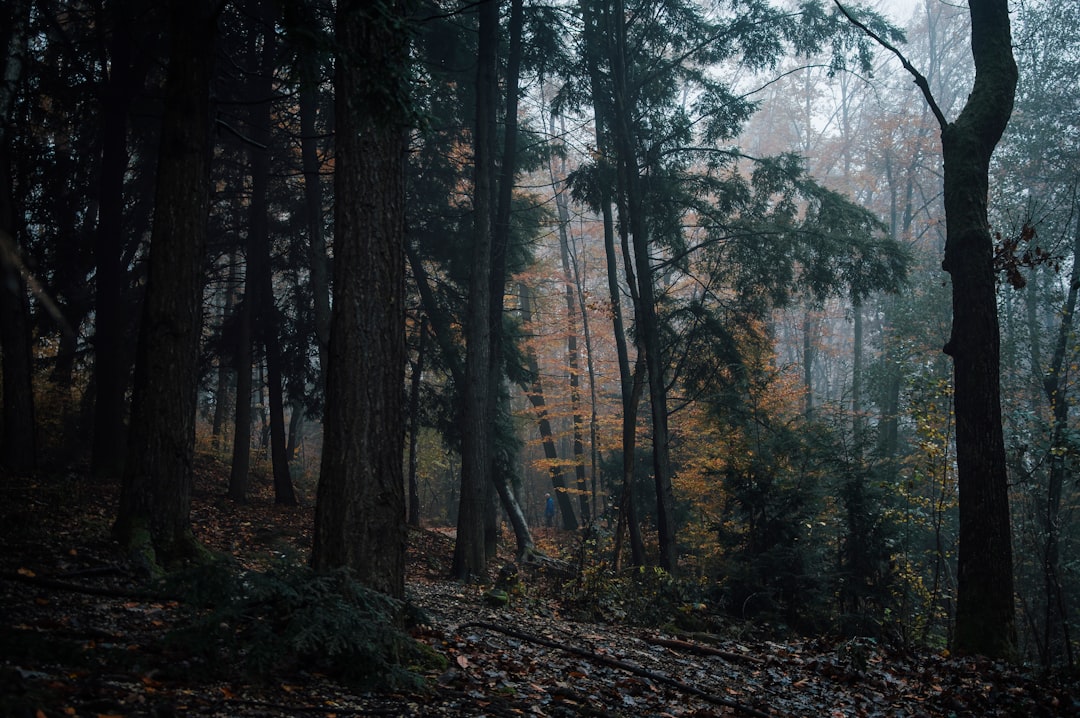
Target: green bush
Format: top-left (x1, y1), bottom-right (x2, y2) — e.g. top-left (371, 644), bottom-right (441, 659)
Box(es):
top-left (165, 559), bottom-right (433, 689)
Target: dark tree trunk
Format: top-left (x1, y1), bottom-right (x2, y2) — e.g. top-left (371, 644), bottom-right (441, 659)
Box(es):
top-left (113, 0), bottom-right (217, 568)
top-left (297, 26), bottom-right (331, 392)
top-left (0, 155), bottom-right (35, 476)
top-left (407, 319), bottom-right (426, 527)
top-left (580, 0), bottom-right (643, 567)
top-left (409, 244), bottom-right (537, 555)
top-left (244, 4), bottom-right (296, 506)
top-left (939, 0), bottom-right (1018, 659)
top-left (211, 254), bottom-right (238, 451)
top-left (452, 0), bottom-right (498, 580)
top-left (0, 0), bottom-right (35, 475)
top-left (228, 290), bottom-right (253, 501)
top-left (92, 0), bottom-right (136, 479)
top-left (310, 0), bottom-right (411, 598)
top-left (609, 0), bottom-right (677, 572)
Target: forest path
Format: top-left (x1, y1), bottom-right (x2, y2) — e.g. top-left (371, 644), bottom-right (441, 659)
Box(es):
top-left (0, 459), bottom-right (1074, 717)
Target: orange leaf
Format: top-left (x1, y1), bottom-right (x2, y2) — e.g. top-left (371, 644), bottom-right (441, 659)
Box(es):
top-left (18, 567), bottom-right (35, 578)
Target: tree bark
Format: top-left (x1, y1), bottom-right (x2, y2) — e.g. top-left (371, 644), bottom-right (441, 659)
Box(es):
top-left (609, 0), bottom-right (677, 571)
top-left (938, 0), bottom-right (1018, 659)
top-left (114, 0), bottom-right (217, 568)
top-left (310, 0), bottom-right (411, 598)
top-left (452, 0), bottom-right (499, 580)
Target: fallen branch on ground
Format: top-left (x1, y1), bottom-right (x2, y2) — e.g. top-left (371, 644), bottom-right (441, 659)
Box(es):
top-left (645, 634), bottom-right (765, 665)
top-left (457, 620), bottom-right (779, 718)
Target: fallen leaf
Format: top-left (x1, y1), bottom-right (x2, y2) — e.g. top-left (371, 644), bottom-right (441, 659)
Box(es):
top-left (18, 567), bottom-right (35, 577)
top-left (456, 655), bottom-right (470, 669)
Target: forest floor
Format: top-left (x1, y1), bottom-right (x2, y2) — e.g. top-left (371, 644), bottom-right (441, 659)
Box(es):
top-left (2, 455), bottom-right (1078, 718)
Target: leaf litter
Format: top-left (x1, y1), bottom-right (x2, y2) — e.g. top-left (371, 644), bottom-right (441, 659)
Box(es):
top-left (1, 462), bottom-right (1077, 717)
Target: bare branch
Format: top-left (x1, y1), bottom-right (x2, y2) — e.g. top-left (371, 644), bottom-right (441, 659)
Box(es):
top-left (833, 0), bottom-right (947, 130)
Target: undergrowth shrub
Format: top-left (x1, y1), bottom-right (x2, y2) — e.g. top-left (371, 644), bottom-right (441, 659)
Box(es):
top-left (561, 528), bottom-right (707, 627)
top-left (164, 558), bottom-right (435, 689)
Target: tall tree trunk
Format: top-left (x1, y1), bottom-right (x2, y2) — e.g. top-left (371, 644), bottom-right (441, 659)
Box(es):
top-left (114, 0), bottom-right (217, 568)
top-left (580, 0), bottom-right (644, 567)
top-left (938, 0), bottom-right (1018, 659)
top-left (610, 0), bottom-right (677, 572)
top-left (452, 0), bottom-right (499, 580)
top-left (311, 0), bottom-right (411, 598)
top-left (410, 244), bottom-right (537, 555)
top-left (91, 0), bottom-right (136, 479)
top-left (840, 0), bottom-right (1017, 659)
top-left (297, 28), bottom-right (331, 392)
top-left (552, 141), bottom-right (590, 526)
top-left (244, 4), bottom-right (296, 506)
top-left (0, 0), bottom-right (36, 474)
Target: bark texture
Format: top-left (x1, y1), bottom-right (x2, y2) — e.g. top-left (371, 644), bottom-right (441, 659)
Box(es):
top-left (941, 0), bottom-right (1018, 658)
top-left (311, 0), bottom-right (411, 598)
top-left (114, 0), bottom-right (217, 567)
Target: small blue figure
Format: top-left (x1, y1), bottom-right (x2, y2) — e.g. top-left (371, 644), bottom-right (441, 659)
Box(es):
top-left (544, 493), bottom-right (555, 527)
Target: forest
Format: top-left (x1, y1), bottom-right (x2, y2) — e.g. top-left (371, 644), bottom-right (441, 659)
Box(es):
top-left (1, 0), bottom-right (1079, 714)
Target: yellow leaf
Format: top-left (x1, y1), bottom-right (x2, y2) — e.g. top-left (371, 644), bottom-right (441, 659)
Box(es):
top-left (18, 567), bottom-right (36, 578)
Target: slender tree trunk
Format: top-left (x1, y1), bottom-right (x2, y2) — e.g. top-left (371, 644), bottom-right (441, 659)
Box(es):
top-left (452, 0), bottom-right (499, 580)
top-left (114, 0), bottom-right (217, 568)
top-left (552, 145), bottom-right (590, 526)
top-left (92, 0), bottom-right (136, 479)
top-left (407, 318), bottom-right (426, 527)
top-left (803, 309), bottom-right (817, 419)
top-left (311, 0), bottom-right (411, 598)
top-left (519, 283), bottom-right (579, 531)
top-left (410, 244), bottom-right (537, 555)
top-left (298, 38), bottom-right (331, 391)
top-left (211, 254), bottom-right (238, 451)
top-left (0, 0), bottom-right (35, 474)
top-left (852, 299), bottom-right (863, 445)
top-left (228, 288), bottom-right (253, 501)
top-left (610, 0), bottom-right (677, 571)
top-left (244, 3), bottom-right (296, 506)
top-left (580, 0), bottom-right (644, 566)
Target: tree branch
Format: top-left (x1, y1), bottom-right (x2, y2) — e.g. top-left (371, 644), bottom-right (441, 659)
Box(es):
top-left (458, 620), bottom-right (779, 718)
top-left (833, 0), bottom-right (947, 130)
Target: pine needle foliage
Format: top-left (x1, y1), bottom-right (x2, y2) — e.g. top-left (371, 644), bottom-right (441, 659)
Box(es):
top-left (164, 558), bottom-right (432, 689)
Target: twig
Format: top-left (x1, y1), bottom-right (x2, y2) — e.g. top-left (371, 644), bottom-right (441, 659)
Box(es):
top-left (645, 634), bottom-right (765, 665)
top-left (457, 620), bottom-right (779, 718)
